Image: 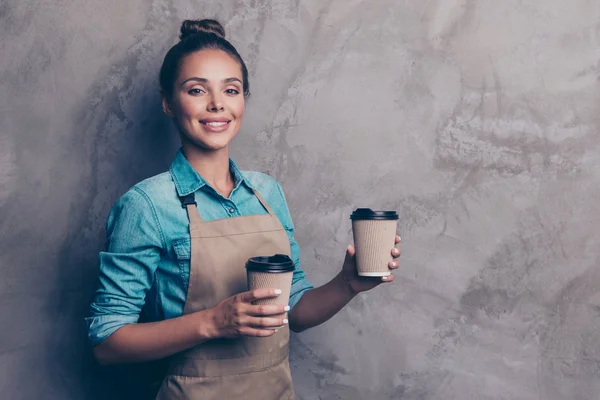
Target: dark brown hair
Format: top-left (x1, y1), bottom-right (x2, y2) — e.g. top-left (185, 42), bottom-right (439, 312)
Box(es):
top-left (159, 19), bottom-right (250, 97)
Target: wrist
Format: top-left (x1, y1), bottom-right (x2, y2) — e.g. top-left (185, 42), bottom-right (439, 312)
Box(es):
top-left (335, 271), bottom-right (358, 300)
top-left (192, 308), bottom-right (219, 342)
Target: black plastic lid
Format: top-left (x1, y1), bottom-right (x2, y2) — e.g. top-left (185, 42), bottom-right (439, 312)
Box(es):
top-left (246, 254), bottom-right (295, 273)
top-left (350, 208), bottom-right (399, 221)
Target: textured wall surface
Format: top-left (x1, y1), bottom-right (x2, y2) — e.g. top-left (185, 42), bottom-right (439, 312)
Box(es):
top-left (1, 1), bottom-right (599, 399)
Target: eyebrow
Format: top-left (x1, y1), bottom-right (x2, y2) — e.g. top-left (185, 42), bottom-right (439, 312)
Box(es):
top-left (180, 77), bottom-right (242, 86)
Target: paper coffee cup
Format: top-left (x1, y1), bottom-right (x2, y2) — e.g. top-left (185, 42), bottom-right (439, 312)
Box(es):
top-left (246, 254), bottom-right (295, 328)
top-left (351, 208), bottom-right (399, 277)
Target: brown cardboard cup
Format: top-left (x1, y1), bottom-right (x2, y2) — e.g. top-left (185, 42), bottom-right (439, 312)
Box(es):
top-left (246, 254), bottom-right (294, 328)
top-left (351, 208), bottom-right (399, 277)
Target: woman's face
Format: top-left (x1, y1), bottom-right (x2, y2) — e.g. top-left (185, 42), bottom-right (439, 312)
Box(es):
top-left (163, 49), bottom-right (245, 152)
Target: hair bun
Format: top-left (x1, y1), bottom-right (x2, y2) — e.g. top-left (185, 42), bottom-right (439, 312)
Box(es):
top-left (179, 19), bottom-right (226, 40)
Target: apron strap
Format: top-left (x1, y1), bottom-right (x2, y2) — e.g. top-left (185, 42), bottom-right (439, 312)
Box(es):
top-left (252, 189), bottom-right (276, 216)
top-left (179, 193), bottom-right (203, 228)
top-left (180, 189), bottom-right (276, 227)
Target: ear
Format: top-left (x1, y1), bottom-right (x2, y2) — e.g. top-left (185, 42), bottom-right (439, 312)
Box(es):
top-left (161, 91), bottom-right (175, 118)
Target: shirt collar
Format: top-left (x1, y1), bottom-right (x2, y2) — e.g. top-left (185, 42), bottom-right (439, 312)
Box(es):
top-left (170, 149), bottom-right (253, 197)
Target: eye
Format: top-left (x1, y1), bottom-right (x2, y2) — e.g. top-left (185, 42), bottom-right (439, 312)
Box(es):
top-left (188, 88), bottom-right (205, 95)
top-left (225, 88), bottom-right (240, 95)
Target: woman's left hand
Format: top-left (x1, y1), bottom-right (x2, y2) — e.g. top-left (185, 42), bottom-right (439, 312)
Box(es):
top-left (340, 235), bottom-right (401, 296)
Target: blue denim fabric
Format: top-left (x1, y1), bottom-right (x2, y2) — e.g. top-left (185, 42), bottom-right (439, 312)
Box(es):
top-left (86, 149), bottom-right (314, 345)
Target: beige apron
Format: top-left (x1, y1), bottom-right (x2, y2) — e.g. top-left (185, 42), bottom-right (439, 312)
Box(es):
top-left (155, 189), bottom-right (295, 400)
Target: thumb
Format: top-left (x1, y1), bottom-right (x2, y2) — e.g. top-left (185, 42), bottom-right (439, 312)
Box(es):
top-left (346, 244), bottom-right (356, 258)
top-left (342, 245), bottom-right (357, 274)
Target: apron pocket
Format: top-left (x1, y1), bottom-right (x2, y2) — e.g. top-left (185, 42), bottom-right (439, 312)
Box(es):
top-left (156, 360), bottom-right (294, 400)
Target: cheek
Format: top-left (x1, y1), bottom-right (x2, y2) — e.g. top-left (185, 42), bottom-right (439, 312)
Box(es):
top-left (233, 100), bottom-right (245, 120)
top-left (177, 97), bottom-right (203, 119)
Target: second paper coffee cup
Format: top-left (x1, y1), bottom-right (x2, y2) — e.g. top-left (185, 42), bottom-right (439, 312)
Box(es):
top-left (246, 254), bottom-right (295, 328)
top-left (351, 208), bottom-right (399, 277)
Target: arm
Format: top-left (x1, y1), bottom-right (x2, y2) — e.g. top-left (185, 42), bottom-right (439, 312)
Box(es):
top-left (288, 269), bottom-right (355, 333)
top-left (93, 309), bottom-right (214, 365)
top-left (93, 288), bottom-right (287, 365)
top-left (270, 180), bottom-right (401, 333)
top-left (269, 180), bottom-right (401, 332)
top-left (289, 240), bottom-right (401, 333)
top-left (88, 188), bottom-right (286, 365)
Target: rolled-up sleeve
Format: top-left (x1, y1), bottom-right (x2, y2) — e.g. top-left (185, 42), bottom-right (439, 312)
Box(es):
top-left (274, 182), bottom-right (314, 309)
top-left (86, 186), bottom-right (165, 346)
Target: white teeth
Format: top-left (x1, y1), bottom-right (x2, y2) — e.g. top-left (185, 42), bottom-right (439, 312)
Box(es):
top-left (205, 122), bottom-right (227, 127)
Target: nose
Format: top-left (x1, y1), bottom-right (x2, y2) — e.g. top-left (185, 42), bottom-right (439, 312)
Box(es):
top-left (207, 92), bottom-right (224, 112)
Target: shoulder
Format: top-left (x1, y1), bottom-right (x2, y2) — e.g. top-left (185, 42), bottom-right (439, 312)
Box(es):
top-left (133, 171), bottom-right (175, 198)
top-left (242, 170), bottom-right (294, 228)
top-left (112, 171), bottom-right (180, 215)
top-left (241, 171), bottom-right (284, 199)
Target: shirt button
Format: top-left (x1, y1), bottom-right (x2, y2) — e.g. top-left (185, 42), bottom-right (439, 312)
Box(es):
top-left (229, 207), bottom-right (235, 214)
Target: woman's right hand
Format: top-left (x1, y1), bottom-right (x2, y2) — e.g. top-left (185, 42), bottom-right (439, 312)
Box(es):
top-left (208, 288), bottom-right (289, 338)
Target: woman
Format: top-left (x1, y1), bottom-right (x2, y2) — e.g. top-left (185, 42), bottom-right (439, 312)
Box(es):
top-left (87, 19), bottom-right (401, 399)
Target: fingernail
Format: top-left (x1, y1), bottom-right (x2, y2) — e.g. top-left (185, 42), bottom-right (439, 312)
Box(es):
top-left (284, 305), bottom-right (290, 311)
top-left (283, 319), bottom-right (289, 324)
top-left (274, 289), bottom-right (282, 295)
top-left (382, 276), bottom-right (388, 281)
top-left (275, 328), bottom-right (279, 332)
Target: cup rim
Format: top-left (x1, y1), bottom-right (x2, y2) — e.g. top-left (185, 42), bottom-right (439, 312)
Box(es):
top-left (246, 254), bottom-right (295, 273)
top-left (350, 208), bottom-right (399, 220)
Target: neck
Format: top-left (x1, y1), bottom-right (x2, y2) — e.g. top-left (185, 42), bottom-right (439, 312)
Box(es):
top-left (182, 144), bottom-right (234, 197)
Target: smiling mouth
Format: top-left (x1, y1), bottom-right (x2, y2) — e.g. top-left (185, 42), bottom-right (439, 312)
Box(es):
top-left (201, 121), bottom-right (230, 127)
top-left (199, 119), bottom-right (232, 133)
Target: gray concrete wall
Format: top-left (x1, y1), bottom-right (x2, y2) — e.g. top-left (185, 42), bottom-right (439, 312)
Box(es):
top-left (1, 1), bottom-right (599, 399)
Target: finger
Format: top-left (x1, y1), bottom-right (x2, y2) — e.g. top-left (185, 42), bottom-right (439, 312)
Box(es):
top-left (395, 235), bottom-right (401, 244)
top-left (381, 274), bottom-right (395, 282)
top-left (247, 304), bottom-right (290, 316)
top-left (347, 244), bottom-right (356, 257)
top-left (245, 316), bottom-right (289, 329)
top-left (388, 260), bottom-right (399, 269)
top-left (239, 327), bottom-right (278, 337)
top-left (342, 245), bottom-right (356, 267)
top-left (240, 288), bottom-right (282, 303)
top-left (391, 247), bottom-right (401, 258)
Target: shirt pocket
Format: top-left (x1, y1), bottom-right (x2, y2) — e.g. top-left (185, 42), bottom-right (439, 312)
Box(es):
top-left (172, 238), bottom-right (191, 290)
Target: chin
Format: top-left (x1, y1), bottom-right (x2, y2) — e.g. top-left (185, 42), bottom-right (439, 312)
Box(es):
top-left (185, 135), bottom-right (233, 152)
top-left (178, 122), bottom-right (240, 152)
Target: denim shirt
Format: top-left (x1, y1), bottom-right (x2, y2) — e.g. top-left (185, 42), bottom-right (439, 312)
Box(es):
top-left (86, 150), bottom-right (314, 346)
